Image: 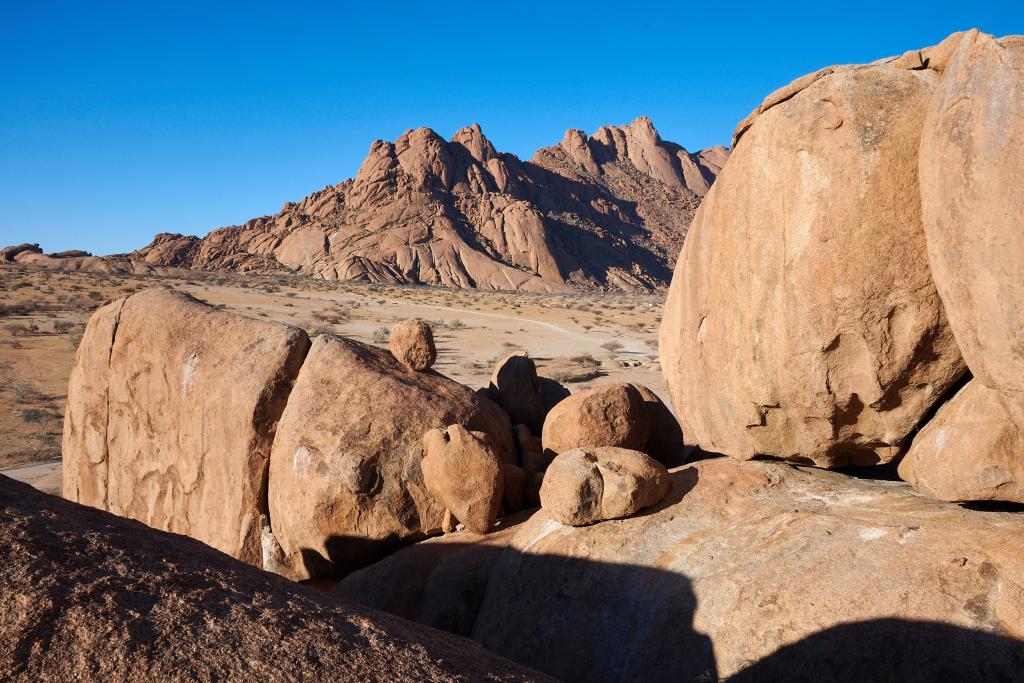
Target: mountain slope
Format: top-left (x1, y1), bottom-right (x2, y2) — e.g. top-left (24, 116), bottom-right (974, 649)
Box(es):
top-left (134, 117), bottom-right (727, 291)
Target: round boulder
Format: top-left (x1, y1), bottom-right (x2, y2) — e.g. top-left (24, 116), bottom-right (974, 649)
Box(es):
top-left (422, 424), bottom-right (504, 534)
top-left (541, 383), bottom-right (650, 456)
top-left (540, 447), bottom-right (669, 526)
top-left (389, 319), bottom-right (436, 371)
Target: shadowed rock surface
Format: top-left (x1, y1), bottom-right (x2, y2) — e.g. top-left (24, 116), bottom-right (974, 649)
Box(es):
top-left (661, 39), bottom-right (967, 467)
top-left (130, 118), bottom-right (726, 291)
top-left (335, 458), bottom-right (1024, 681)
top-left (0, 476), bottom-right (551, 682)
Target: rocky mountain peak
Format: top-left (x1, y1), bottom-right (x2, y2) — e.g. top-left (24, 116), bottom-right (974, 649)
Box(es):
top-left (131, 119), bottom-right (728, 291)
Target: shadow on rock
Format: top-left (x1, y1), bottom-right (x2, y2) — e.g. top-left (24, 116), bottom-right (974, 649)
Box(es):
top-left (728, 618), bottom-right (1024, 682)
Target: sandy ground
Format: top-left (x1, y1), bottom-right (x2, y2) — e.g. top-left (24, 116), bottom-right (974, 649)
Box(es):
top-left (0, 264), bottom-right (668, 493)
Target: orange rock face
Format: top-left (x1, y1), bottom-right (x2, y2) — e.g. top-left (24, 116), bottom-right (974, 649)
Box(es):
top-left (62, 288), bottom-right (310, 566)
top-left (335, 458), bottom-right (1024, 682)
top-left (389, 319), bottom-right (436, 371)
top-left (660, 48), bottom-right (967, 467)
top-left (130, 119), bottom-right (726, 291)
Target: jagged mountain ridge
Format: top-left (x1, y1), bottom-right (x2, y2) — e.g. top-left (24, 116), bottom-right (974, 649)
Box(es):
top-left (134, 117), bottom-right (728, 291)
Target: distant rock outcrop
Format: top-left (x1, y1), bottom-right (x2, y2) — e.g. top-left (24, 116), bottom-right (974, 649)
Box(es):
top-left (0, 475), bottom-right (550, 682)
top-left (131, 118), bottom-right (726, 291)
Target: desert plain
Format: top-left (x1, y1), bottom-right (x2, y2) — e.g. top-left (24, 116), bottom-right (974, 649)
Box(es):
top-left (0, 263), bottom-right (664, 494)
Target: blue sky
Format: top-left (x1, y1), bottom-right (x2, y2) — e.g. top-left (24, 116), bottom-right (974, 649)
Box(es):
top-left (2, 1), bottom-right (1021, 255)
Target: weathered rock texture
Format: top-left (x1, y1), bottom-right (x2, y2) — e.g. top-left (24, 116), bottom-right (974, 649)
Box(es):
top-left (267, 334), bottom-right (514, 580)
top-left (661, 46), bottom-right (967, 467)
top-left (539, 447), bottom-right (669, 526)
top-left (0, 475), bottom-right (550, 682)
top-left (62, 288), bottom-right (310, 566)
top-left (919, 30), bottom-right (1024, 427)
top-left (131, 119), bottom-right (726, 291)
top-left (389, 318), bottom-right (437, 371)
top-left (899, 380), bottom-right (1024, 503)
top-left (336, 458), bottom-right (1024, 682)
top-left (542, 383), bottom-right (650, 455)
top-left (422, 425), bottom-right (505, 533)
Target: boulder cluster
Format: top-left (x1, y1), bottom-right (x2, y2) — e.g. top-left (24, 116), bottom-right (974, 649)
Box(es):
top-left (62, 292), bottom-right (675, 582)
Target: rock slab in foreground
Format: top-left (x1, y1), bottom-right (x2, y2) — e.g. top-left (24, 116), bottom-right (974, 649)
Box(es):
top-left (338, 458), bottom-right (1024, 682)
top-left (0, 475), bottom-right (549, 682)
top-left (62, 288), bottom-right (310, 566)
top-left (919, 30), bottom-right (1024, 427)
top-left (899, 380), bottom-right (1024, 503)
top-left (660, 47), bottom-right (966, 467)
top-left (267, 334), bottom-right (514, 579)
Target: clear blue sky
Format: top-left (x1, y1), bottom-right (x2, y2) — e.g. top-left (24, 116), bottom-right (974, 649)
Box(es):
top-left (2, 1), bottom-right (1021, 255)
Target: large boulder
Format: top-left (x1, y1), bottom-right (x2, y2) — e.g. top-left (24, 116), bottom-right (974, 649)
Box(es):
top-left (541, 383), bottom-right (650, 455)
top-left (899, 380), bottom-right (1024, 503)
top-left (336, 458), bottom-right (1024, 681)
top-left (61, 288), bottom-right (310, 566)
top-left (919, 31), bottom-right (1024, 427)
top-left (267, 334), bottom-right (514, 580)
top-left (389, 318), bottom-right (436, 371)
top-left (539, 447), bottom-right (669, 526)
top-left (660, 50), bottom-right (966, 467)
top-left (422, 425), bottom-right (504, 533)
top-left (0, 475), bottom-right (549, 682)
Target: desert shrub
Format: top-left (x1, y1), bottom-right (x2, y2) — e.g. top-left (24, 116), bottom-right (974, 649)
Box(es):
top-left (570, 354), bottom-right (600, 368)
top-left (0, 304), bottom-right (31, 317)
top-left (600, 341), bottom-right (624, 353)
top-left (371, 327), bottom-right (390, 344)
top-left (10, 382), bottom-right (35, 400)
top-left (53, 321), bottom-right (74, 334)
top-left (21, 408), bottom-right (49, 423)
